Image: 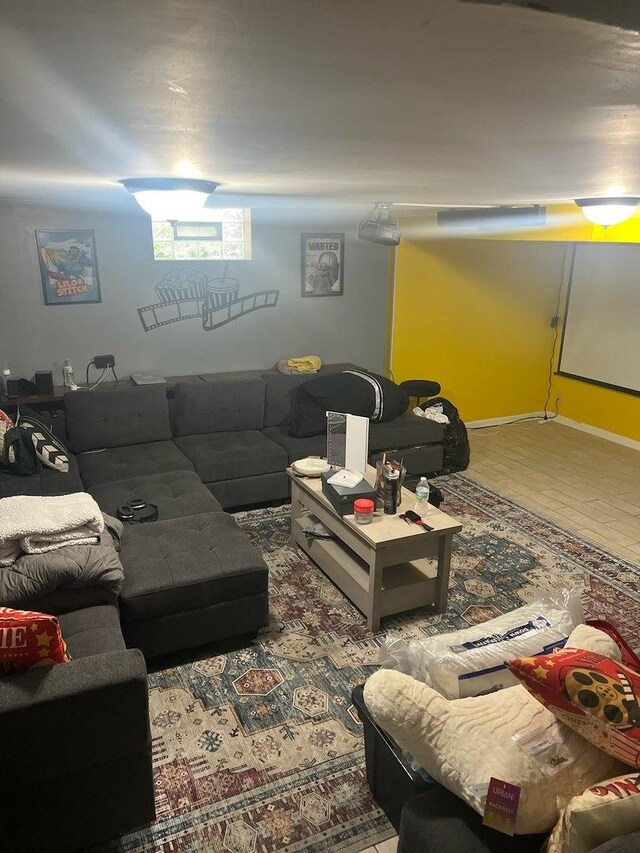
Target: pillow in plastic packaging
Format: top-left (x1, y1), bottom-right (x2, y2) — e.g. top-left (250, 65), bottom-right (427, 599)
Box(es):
top-left (378, 588), bottom-right (583, 699)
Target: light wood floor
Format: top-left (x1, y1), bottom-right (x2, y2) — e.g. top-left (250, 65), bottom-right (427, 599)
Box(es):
top-left (467, 419), bottom-right (640, 561)
top-left (357, 420), bottom-right (640, 853)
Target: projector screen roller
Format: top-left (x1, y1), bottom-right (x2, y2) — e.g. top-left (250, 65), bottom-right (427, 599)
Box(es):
top-left (558, 243), bottom-right (640, 396)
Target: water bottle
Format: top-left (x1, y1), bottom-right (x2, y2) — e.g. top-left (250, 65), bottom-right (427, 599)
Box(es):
top-left (1, 367), bottom-right (10, 399)
top-left (414, 477), bottom-right (430, 516)
top-left (63, 359), bottom-right (76, 390)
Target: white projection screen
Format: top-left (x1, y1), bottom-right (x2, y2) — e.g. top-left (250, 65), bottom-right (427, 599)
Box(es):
top-left (558, 243), bottom-right (640, 396)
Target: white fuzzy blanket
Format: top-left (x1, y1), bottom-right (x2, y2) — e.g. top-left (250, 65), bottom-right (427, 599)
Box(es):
top-left (0, 493), bottom-right (104, 566)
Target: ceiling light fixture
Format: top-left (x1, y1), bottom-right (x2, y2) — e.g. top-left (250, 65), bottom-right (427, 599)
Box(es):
top-left (119, 177), bottom-right (219, 220)
top-left (356, 203), bottom-right (400, 246)
top-left (575, 197), bottom-right (640, 227)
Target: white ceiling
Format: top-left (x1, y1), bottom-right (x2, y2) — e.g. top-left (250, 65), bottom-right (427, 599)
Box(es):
top-left (1, 0), bottom-right (640, 211)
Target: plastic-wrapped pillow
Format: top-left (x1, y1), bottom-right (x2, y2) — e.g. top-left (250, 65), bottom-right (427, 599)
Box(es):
top-left (378, 588), bottom-right (583, 698)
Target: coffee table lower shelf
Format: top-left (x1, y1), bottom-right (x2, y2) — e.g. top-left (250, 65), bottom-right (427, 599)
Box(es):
top-left (292, 515), bottom-right (438, 628)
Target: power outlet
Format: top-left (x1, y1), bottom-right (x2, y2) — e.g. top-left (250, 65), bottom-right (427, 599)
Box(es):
top-left (93, 354), bottom-right (115, 369)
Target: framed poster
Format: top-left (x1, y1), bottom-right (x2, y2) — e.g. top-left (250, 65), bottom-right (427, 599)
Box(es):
top-left (301, 233), bottom-right (344, 297)
top-left (36, 229), bottom-right (101, 305)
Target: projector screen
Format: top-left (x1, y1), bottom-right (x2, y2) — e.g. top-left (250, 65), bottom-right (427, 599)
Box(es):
top-left (558, 243), bottom-right (640, 396)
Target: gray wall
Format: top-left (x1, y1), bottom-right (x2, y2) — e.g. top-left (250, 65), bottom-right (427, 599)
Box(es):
top-left (0, 199), bottom-right (390, 384)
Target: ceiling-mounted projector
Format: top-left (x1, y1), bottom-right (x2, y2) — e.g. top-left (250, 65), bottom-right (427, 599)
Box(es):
top-left (437, 205), bottom-right (546, 229)
top-left (357, 203), bottom-right (400, 246)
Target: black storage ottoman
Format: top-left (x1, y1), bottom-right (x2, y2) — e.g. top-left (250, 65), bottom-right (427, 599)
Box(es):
top-left (399, 787), bottom-right (547, 853)
top-left (352, 685), bottom-right (434, 831)
top-left (119, 512), bottom-right (269, 657)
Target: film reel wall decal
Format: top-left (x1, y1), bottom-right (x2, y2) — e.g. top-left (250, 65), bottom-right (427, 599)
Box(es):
top-left (137, 264), bottom-right (280, 332)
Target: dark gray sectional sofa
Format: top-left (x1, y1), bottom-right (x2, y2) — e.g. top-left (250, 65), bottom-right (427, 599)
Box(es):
top-left (0, 362), bottom-right (444, 852)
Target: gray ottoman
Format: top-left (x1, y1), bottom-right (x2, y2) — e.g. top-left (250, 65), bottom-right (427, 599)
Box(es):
top-left (89, 470), bottom-right (222, 519)
top-left (119, 512), bottom-right (269, 657)
top-left (399, 788), bottom-right (546, 853)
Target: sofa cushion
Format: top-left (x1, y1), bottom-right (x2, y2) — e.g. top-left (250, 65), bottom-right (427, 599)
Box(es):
top-left (119, 512), bottom-right (268, 623)
top-left (65, 385), bottom-right (171, 453)
top-left (262, 362), bottom-right (361, 428)
top-left (0, 453), bottom-right (83, 498)
top-left (262, 425), bottom-right (327, 463)
top-left (89, 470), bottom-right (221, 519)
top-left (173, 378), bottom-right (265, 436)
top-left (368, 414), bottom-right (444, 451)
top-left (175, 431), bottom-right (287, 483)
top-left (58, 604), bottom-right (125, 658)
top-left (207, 471), bottom-right (290, 510)
top-left (199, 369), bottom-right (266, 382)
top-left (77, 441), bottom-right (193, 489)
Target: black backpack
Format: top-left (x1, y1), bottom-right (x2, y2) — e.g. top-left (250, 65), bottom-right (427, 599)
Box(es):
top-left (0, 426), bottom-right (41, 476)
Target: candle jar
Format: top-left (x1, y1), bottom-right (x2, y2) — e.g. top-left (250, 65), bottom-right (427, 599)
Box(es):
top-left (354, 498), bottom-right (375, 524)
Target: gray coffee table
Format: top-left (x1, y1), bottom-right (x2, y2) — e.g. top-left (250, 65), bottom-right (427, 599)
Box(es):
top-left (288, 465), bottom-right (461, 631)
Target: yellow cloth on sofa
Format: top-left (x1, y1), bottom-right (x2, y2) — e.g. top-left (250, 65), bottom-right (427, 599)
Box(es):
top-left (276, 356), bottom-right (323, 375)
top-left (288, 356), bottom-right (322, 373)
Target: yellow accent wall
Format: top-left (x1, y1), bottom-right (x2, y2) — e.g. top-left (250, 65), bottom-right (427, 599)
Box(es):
top-left (391, 239), bottom-right (566, 422)
top-left (391, 204), bottom-right (640, 440)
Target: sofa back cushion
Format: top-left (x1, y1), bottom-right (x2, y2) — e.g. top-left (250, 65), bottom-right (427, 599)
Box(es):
top-left (173, 378), bottom-right (265, 436)
top-left (262, 362), bottom-right (361, 427)
top-left (65, 386), bottom-right (172, 452)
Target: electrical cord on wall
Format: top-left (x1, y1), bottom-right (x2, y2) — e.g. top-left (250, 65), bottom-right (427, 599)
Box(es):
top-left (86, 359), bottom-right (119, 386)
top-left (542, 243), bottom-right (571, 420)
top-left (88, 368), bottom-right (108, 391)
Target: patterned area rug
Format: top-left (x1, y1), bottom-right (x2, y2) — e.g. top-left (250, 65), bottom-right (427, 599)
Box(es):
top-left (103, 474), bottom-right (640, 853)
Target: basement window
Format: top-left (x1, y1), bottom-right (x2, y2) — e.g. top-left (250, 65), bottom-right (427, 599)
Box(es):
top-left (152, 208), bottom-right (251, 261)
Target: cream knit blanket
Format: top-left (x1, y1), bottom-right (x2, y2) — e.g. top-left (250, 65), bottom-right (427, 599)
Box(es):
top-left (0, 493), bottom-right (104, 566)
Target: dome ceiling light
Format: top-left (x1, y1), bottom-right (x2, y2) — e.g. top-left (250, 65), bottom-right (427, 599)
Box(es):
top-left (119, 177), bottom-right (220, 220)
top-left (575, 197), bottom-right (640, 227)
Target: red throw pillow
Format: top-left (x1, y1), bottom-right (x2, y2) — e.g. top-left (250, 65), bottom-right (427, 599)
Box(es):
top-left (507, 648), bottom-right (640, 769)
top-left (0, 607), bottom-right (70, 676)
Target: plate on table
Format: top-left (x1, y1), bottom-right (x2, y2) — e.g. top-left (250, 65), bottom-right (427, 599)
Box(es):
top-left (292, 457), bottom-right (331, 477)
